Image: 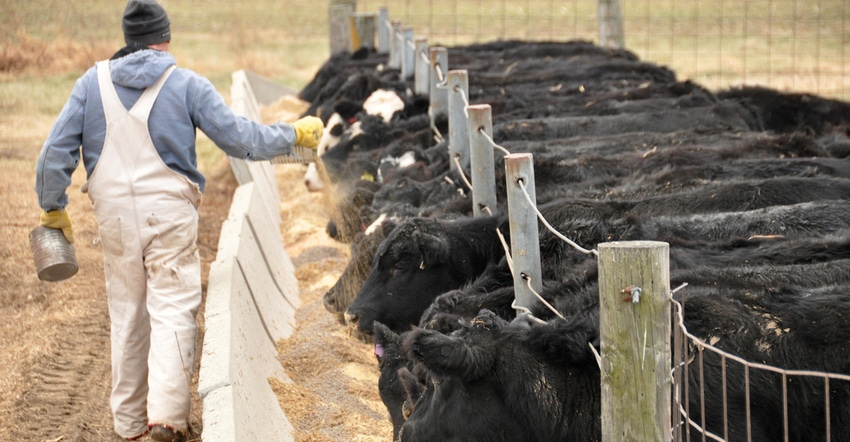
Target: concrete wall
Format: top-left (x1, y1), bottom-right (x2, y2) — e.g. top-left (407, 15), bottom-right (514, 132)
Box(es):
top-left (198, 71), bottom-right (300, 441)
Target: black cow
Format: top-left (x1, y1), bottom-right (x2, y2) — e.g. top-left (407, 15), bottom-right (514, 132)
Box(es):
top-left (398, 308), bottom-right (601, 442)
top-left (345, 197), bottom-right (850, 337)
top-left (345, 214), bottom-right (507, 334)
top-left (395, 285), bottom-right (850, 442)
top-left (323, 217), bottom-right (396, 319)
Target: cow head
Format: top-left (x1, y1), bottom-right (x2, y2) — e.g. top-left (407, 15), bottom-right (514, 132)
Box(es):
top-left (344, 217), bottom-right (475, 334)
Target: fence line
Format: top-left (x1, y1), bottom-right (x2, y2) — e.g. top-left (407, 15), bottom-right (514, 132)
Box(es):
top-left (362, 6), bottom-right (849, 439)
top-left (356, 0), bottom-right (849, 101)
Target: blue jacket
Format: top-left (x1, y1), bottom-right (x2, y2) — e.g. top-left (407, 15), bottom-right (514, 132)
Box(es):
top-left (35, 49), bottom-right (297, 211)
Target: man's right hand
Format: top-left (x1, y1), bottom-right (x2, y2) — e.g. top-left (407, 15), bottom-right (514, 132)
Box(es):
top-left (291, 116), bottom-right (324, 149)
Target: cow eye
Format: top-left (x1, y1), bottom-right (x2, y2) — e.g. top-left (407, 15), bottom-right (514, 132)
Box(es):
top-left (392, 258), bottom-right (410, 272)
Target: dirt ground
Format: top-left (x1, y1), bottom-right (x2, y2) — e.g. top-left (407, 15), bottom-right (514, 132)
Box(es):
top-left (0, 106), bottom-right (391, 440)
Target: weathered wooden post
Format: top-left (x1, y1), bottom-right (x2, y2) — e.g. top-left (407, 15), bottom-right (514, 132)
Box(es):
top-left (350, 12), bottom-right (377, 51)
top-left (504, 153), bottom-right (542, 311)
top-left (388, 20), bottom-right (402, 69)
top-left (598, 241), bottom-right (671, 442)
top-left (428, 47), bottom-right (449, 121)
top-left (468, 104), bottom-right (497, 217)
top-left (448, 70), bottom-right (470, 172)
top-left (414, 38), bottom-right (430, 95)
top-left (598, 0), bottom-right (625, 49)
top-left (329, 0), bottom-right (356, 55)
top-left (377, 7), bottom-right (390, 54)
top-left (401, 27), bottom-right (415, 80)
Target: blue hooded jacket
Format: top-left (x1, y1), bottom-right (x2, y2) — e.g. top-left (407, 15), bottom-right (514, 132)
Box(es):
top-left (35, 49), bottom-right (297, 211)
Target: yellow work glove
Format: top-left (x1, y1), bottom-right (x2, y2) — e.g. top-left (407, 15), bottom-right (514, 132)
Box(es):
top-left (40, 209), bottom-right (74, 244)
top-left (291, 116), bottom-right (324, 150)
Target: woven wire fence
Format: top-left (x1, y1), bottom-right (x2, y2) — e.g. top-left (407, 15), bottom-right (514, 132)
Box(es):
top-left (355, 0), bottom-right (849, 101)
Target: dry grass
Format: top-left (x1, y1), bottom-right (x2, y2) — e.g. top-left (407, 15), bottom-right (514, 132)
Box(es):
top-left (0, 29), bottom-right (114, 78)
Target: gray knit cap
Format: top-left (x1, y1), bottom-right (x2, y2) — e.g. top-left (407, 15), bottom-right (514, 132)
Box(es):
top-left (122, 0), bottom-right (171, 48)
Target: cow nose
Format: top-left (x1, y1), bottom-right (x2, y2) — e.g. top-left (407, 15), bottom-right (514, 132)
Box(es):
top-left (344, 310), bottom-right (359, 327)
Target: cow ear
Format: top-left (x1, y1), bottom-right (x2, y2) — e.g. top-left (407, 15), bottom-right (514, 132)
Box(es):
top-left (374, 322), bottom-right (400, 346)
top-left (373, 322), bottom-right (401, 364)
top-left (412, 228), bottom-right (449, 269)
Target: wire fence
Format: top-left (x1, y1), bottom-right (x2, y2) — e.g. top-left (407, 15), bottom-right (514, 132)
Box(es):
top-left (356, 0), bottom-right (849, 101)
top-left (467, 123), bottom-right (850, 441)
top-left (411, 32), bottom-right (849, 438)
top-left (277, 0), bottom-right (850, 434)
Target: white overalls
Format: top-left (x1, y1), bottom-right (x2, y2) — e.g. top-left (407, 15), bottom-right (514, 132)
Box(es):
top-left (86, 60), bottom-right (202, 438)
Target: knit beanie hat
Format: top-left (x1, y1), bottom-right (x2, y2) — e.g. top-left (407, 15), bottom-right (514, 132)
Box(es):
top-left (122, 0), bottom-right (171, 48)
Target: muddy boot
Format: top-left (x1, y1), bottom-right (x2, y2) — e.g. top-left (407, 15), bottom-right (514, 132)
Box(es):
top-left (149, 424), bottom-right (187, 442)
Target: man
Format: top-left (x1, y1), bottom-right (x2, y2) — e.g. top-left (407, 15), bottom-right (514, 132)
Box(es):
top-left (34, 0), bottom-right (323, 440)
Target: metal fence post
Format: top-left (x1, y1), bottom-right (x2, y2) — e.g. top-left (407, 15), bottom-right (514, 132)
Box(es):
top-left (429, 47), bottom-right (449, 121)
top-left (448, 70), bottom-right (469, 172)
top-left (504, 153), bottom-right (542, 311)
top-left (598, 241), bottom-right (671, 442)
top-left (414, 38), bottom-right (430, 96)
top-left (468, 104), bottom-right (497, 217)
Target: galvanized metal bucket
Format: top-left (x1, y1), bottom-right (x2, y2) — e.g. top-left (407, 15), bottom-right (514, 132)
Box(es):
top-left (29, 226), bottom-right (78, 282)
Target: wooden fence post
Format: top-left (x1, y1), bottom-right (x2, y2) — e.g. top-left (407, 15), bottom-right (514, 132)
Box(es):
top-left (350, 12), bottom-right (377, 51)
top-left (468, 104), bottom-right (497, 217)
top-left (414, 38), bottom-right (430, 95)
top-left (388, 21), bottom-right (402, 69)
top-left (329, 0), bottom-right (355, 55)
top-left (401, 27), bottom-right (415, 80)
top-left (598, 241), bottom-right (671, 442)
top-left (377, 7), bottom-right (390, 54)
top-left (448, 70), bottom-right (469, 172)
top-left (504, 153), bottom-right (542, 311)
top-left (598, 0), bottom-right (625, 49)
top-left (429, 47), bottom-right (449, 121)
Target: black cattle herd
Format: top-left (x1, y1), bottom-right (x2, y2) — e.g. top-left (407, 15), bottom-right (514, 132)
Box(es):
top-left (292, 40), bottom-right (850, 441)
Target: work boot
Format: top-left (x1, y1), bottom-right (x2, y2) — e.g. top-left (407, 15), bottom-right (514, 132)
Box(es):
top-left (149, 424), bottom-right (187, 442)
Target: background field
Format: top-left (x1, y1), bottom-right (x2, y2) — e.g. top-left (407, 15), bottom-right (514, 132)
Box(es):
top-left (0, 0), bottom-right (847, 440)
